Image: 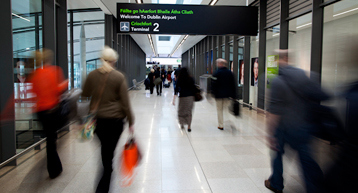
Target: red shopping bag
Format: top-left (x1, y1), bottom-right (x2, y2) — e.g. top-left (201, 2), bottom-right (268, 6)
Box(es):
top-left (120, 137), bottom-right (142, 187)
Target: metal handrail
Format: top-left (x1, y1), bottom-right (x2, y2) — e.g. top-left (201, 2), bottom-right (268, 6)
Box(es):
top-left (0, 79), bottom-right (146, 168)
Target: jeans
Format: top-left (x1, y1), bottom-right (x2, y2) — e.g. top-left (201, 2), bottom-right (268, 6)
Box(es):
top-left (270, 127), bottom-right (323, 193)
top-left (173, 80), bottom-right (177, 94)
top-left (95, 118), bottom-right (123, 193)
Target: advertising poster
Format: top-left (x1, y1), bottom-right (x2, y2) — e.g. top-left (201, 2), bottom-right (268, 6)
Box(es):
top-left (239, 60), bottom-right (244, 85)
top-left (251, 58), bottom-right (259, 86)
top-left (267, 55), bottom-right (279, 88)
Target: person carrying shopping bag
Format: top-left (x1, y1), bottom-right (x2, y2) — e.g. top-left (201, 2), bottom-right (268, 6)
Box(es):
top-left (82, 46), bottom-right (135, 193)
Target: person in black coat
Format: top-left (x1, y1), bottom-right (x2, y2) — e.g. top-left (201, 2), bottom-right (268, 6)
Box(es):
top-left (154, 67), bottom-right (162, 96)
top-left (211, 58), bottom-right (236, 130)
top-left (147, 69), bottom-right (155, 94)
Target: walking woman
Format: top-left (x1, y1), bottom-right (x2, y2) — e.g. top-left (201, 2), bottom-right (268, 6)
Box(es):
top-left (82, 46), bottom-right (134, 193)
top-left (172, 68), bottom-right (195, 132)
top-left (30, 49), bottom-right (68, 179)
top-left (147, 68), bottom-right (155, 94)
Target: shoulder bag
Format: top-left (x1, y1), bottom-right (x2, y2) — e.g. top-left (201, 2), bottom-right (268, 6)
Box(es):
top-left (79, 72), bottom-right (110, 141)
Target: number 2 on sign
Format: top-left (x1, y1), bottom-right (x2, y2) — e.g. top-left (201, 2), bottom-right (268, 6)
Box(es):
top-left (154, 23), bottom-right (159, 32)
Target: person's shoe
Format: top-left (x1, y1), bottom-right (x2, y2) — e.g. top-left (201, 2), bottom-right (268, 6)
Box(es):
top-left (181, 125), bottom-right (184, 129)
top-left (188, 128), bottom-right (191, 132)
top-left (264, 180), bottom-right (282, 193)
top-left (49, 169), bottom-right (63, 179)
top-left (218, 127), bottom-right (224, 130)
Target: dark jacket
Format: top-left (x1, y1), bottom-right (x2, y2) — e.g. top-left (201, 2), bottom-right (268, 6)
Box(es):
top-left (212, 67), bottom-right (236, 99)
top-left (148, 72), bottom-right (155, 83)
top-left (268, 65), bottom-right (330, 133)
top-left (174, 67), bottom-right (181, 80)
top-left (154, 70), bottom-right (161, 79)
top-left (175, 77), bottom-right (196, 98)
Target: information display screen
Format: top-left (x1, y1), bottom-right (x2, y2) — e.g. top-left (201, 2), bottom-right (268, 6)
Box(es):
top-left (117, 3), bottom-right (258, 35)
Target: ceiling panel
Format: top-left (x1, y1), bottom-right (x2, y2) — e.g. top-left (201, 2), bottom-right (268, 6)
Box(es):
top-left (67, 0), bottom-right (100, 9)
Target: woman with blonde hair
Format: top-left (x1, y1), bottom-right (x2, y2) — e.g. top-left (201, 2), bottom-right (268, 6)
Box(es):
top-left (82, 46), bottom-right (134, 193)
top-left (30, 49), bottom-right (68, 179)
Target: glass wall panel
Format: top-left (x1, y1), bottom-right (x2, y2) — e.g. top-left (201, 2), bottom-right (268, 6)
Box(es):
top-left (288, 13), bottom-right (312, 72)
top-left (265, 26), bottom-right (280, 110)
top-left (322, 0), bottom-right (358, 95)
top-left (68, 11), bottom-right (104, 88)
top-left (12, 0), bottom-right (42, 152)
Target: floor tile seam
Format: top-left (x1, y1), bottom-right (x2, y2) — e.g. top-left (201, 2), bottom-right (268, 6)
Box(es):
top-left (185, 131), bottom-right (214, 193)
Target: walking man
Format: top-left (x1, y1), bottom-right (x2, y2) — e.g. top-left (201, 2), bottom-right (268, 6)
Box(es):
top-left (212, 58), bottom-right (236, 130)
top-left (265, 50), bottom-right (329, 193)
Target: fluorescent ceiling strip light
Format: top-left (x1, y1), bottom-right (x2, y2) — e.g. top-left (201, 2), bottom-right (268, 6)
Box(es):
top-left (147, 34), bottom-right (156, 56)
top-left (210, 0), bottom-right (218, 6)
top-left (171, 35), bottom-right (188, 57)
top-left (12, 13), bottom-right (30, 22)
top-left (273, 33), bottom-right (280, 37)
top-left (333, 7), bottom-right (358, 17)
top-left (296, 22), bottom-right (312, 29)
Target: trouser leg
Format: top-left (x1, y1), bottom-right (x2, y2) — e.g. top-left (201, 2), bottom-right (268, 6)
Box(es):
top-left (150, 84), bottom-right (154, 94)
top-left (269, 129), bottom-right (285, 190)
top-left (38, 110), bottom-right (62, 178)
top-left (216, 99), bottom-right (224, 128)
top-left (296, 143), bottom-right (323, 193)
top-left (95, 119), bottom-right (123, 193)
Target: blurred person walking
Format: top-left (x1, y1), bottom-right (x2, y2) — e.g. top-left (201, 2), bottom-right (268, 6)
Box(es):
top-left (147, 69), bottom-right (155, 94)
top-left (173, 65), bottom-right (182, 95)
top-left (82, 46), bottom-right (134, 193)
top-left (154, 67), bottom-right (162, 96)
top-left (30, 49), bottom-right (68, 179)
top-left (172, 68), bottom-right (196, 132)
top-left (265, 50), bottom-right (329, 193)
top-left (211, 58), bottom-right (236, 130)
top-left (161, 68), bottom-right (167, 86)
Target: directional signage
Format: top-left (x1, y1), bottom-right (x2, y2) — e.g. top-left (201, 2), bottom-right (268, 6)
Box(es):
top-left (117, 3), bottom-right (258, 35)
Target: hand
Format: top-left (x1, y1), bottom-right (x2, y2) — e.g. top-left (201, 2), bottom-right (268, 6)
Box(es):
top-left (129, 125), bottom-right (134, 134)
top-left (266, 136), bottom-right (279, 151)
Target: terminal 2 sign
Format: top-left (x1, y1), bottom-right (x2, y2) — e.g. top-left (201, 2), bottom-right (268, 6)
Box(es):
top-left (117, 3), bottom-right (258, 36)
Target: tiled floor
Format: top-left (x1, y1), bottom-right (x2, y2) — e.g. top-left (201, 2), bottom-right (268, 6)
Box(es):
top-left (0, 86), bottom-right (309, 193)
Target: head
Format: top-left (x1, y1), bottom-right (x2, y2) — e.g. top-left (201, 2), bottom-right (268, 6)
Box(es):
top-left (101, 46), bottom-right (118, 66)
top-left (178, 67), bottom-right (189, 79)
top-left (35, 49), bottom-right (54, 68)
top-left (253, 59), bottom-right (259, 80)
top-left (150, 69), bottom-right (154, 73)
top-left (216, 58), bottom-right (227, 68)
top-left (275, 49), bottom-right (289, 67)
top-left (178, 65), bottom-right (181, 68)
top-left (99, 46), bottom-right (118, 73)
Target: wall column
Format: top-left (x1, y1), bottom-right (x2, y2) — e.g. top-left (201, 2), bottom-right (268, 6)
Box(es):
top-left (258, 0), bottom-right (267, 110)
top-left (0, 0), bottom-right (16, 166)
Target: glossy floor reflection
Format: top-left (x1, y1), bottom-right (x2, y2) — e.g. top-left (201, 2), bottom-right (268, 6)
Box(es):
top-left (0, 86), bottom-right (307, 193)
